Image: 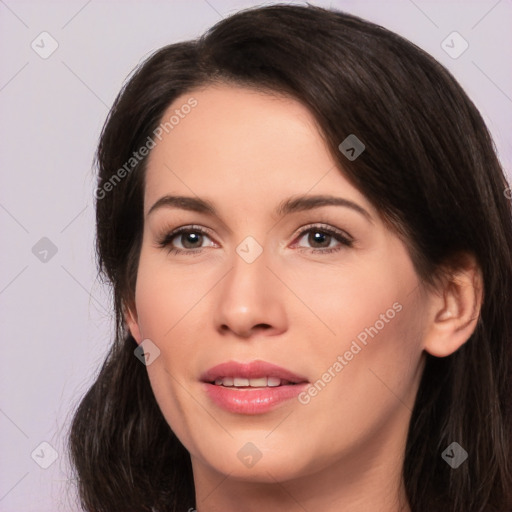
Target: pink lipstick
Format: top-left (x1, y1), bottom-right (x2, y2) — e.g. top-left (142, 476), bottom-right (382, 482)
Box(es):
top-left (200, 360), bottom-right (309, 414)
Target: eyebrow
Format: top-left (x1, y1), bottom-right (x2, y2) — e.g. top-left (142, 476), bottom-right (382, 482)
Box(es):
top-left (147, 194), bottom-right (373, 223)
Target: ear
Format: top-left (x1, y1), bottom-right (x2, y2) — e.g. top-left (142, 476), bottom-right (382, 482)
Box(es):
top-left (123, 300), bottom-right (143, 344)
top-left (422, 252), bottom-right (483, 358)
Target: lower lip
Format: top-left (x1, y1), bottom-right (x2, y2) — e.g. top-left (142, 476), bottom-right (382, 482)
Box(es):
top-left (202, 382), bottom-right (309, 414)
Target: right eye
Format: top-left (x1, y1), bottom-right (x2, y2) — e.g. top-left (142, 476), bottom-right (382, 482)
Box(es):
top-left (157, 225), bottom-right (217, 255)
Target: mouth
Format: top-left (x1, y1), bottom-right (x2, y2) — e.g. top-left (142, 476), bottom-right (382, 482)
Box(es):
top-left (200, 360), bottom-right (309, 414)
top-left (209, 376), bottom-right (301, 388)
top-left (200, 359), bottom-right (309, 386)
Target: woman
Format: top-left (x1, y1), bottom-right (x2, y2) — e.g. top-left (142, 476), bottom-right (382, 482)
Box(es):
top-left (68, 4), bottom-right (512, 511)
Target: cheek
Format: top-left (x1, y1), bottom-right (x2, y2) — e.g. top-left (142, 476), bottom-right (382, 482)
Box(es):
top-left (295, 289), bottom-right (424, 463)
top-left (293, 250), bottom-right (424, 406)
top-left (133, 251), bottom-right (211, 339)
top-left (131, 253), bottom-right (203, 446)
top-left (286, 256), bottom-right (408, 354)
top-left (315, 285), bottom-right (424, 408)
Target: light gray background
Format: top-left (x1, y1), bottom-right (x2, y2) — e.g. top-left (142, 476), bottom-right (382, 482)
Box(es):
top-left (0, 1), bottom-right (511, 510)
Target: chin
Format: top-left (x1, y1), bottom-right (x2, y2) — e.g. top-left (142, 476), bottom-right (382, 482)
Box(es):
top-left (197, 442), bottom-right (314, 482)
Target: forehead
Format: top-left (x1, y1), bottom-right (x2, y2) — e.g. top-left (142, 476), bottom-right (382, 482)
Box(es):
top-left (143, 84), bottom-right (373, 218)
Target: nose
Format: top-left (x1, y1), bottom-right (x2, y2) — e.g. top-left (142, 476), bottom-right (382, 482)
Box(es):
top-left (213, 243), bottom-right (287, 339)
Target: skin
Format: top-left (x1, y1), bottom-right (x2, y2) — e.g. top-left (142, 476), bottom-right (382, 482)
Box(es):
top-left (126, 84), bottom-right (483, 512)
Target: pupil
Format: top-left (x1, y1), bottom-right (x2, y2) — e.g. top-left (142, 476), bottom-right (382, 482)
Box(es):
top-left (310, 231), bottom-right (329, 247)
top-left (183, 232), bottom-right (201, 248)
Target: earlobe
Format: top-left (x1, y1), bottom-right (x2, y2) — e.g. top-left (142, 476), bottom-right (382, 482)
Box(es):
top-left (123, 301), bottom-right (143, 344)
top-left (423, 254), bottom-right (483, 358)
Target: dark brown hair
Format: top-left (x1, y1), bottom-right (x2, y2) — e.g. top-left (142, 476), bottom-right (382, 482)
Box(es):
top-left (68, 3), bottom-right (512, 511)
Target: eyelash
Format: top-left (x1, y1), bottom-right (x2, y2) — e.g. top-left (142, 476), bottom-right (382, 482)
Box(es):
top-left (156, 223), bottom-right (354, 256)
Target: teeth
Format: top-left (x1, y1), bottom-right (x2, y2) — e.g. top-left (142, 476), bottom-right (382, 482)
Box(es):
top-left (248, 377), bottom-right (267, 387)
top-left (213, 377), bottom-right (294, 387)
top-left (267, 377), bottom-right (281, 387)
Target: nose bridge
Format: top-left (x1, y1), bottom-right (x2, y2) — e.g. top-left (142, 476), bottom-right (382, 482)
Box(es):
top-left (225, 235), bottom-right (272, 307)
top-left (213, 234), bottom-right (286, 336)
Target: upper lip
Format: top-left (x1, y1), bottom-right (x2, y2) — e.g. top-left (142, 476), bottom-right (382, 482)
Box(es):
top-left (200, 360), bottom-right (309, 384)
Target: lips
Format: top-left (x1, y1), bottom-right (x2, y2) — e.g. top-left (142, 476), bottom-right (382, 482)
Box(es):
top-left (200, 360), bottom-right (310, 414)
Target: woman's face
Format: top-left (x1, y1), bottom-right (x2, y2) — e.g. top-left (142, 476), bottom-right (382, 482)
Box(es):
top-left (126, 84), bottom-right (430, 488)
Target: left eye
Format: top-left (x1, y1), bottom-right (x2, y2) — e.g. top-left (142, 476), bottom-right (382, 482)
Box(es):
top-left (293, 225), bottom-right (353, 253)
